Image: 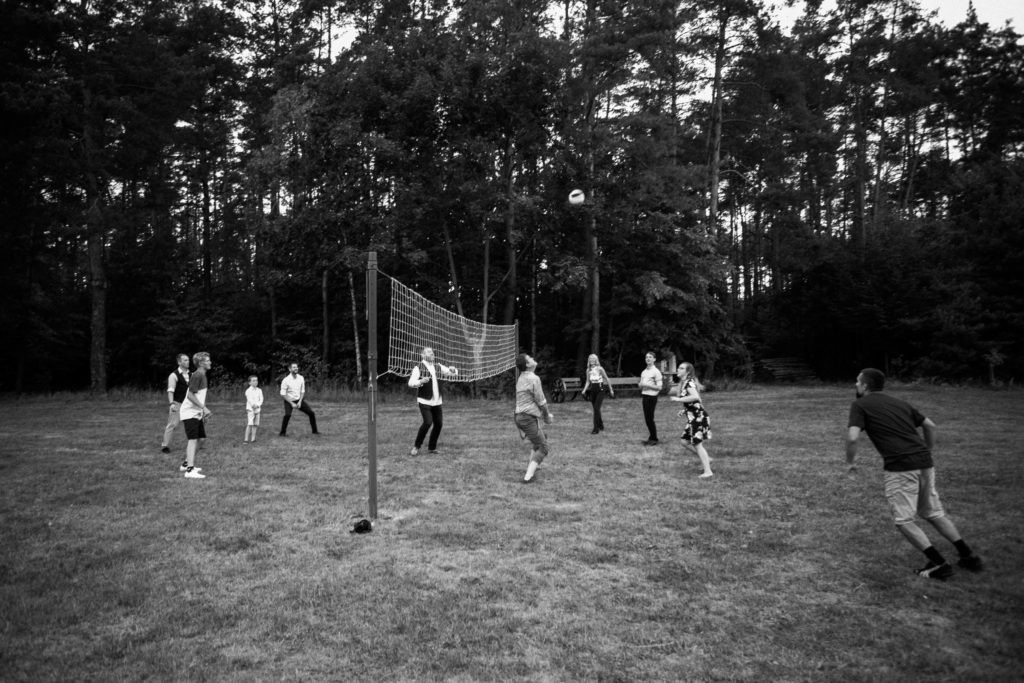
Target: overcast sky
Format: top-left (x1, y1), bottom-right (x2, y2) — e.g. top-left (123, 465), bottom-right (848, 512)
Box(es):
top-left (924, 0), bottom-right (1021, 28)
top-left (767, 0), bottom-right (1021, 32)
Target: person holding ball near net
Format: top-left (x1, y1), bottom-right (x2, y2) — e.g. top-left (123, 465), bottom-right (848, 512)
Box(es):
top-left (408, 347), bottom-right (458, 455)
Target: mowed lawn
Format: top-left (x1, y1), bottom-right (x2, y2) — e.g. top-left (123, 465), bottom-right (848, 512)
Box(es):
top-left (1, 384), bottom-right (1022, 681)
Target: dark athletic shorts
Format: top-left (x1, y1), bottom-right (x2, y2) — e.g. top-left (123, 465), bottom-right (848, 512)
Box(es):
top-left (183, 417), bottom-right (207, 440)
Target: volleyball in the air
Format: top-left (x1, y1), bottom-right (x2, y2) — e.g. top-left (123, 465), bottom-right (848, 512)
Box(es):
top-left (568, 189), bottom-right (585, 205)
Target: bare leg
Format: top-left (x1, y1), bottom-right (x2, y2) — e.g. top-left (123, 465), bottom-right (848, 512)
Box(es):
top-left (695, 443), bottom-right (713, 477)
top-left (897, 522), bottom-right (933, 552)
top-left (926, 515), bottom-right (962, 544)
top-left (186, 439), bottom-right (198, 467)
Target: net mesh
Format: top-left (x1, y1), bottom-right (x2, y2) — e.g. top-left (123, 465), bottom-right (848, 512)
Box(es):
top-left (386, 275), bottom-right (518, 382)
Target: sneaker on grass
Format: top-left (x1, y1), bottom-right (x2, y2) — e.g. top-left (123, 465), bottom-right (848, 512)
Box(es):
top-left (179, 463), bottom-right (202, 472)
top-left (915, 562), bottom-right (953, 580)
top-left (183, 467), bottom-right (205, 479)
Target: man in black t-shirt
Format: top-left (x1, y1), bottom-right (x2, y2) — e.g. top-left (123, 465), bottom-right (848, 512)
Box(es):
top-left (847, 368), bottom-right (983, 580)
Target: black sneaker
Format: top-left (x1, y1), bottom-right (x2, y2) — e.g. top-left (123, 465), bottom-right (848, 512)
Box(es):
top-left (161, 446), bottom-right (170, 453)
top-left (957, 555), bottom-right (984, 573)
top-left (915, 562), bottom-right (953, 580)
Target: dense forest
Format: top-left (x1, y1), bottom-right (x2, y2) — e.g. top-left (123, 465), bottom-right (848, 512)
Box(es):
top-left (2, 0), bottom-right (1022, 392)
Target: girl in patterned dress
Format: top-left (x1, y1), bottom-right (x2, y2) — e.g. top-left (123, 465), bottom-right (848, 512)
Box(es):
top-left (671, 362), bottom-right (713, 478)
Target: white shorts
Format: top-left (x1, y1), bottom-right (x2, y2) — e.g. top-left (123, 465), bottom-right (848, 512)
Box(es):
top-left (247, 408), bottom-right (261, 426)
top-left (884, 468), bottom-right (945, 526)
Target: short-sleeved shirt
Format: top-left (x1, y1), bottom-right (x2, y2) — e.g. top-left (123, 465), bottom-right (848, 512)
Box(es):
top-left (180, 368), bottom-right (208, 421)
top-left (515, 372), bottom-right (547, 417)
top-left (848, 392), bottom-right (933, 472)
top-left (640, 367), bottom-right (663, 396)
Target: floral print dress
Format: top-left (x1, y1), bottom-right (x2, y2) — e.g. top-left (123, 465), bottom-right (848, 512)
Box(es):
top-left (678, 378), bottom-right (712, 445)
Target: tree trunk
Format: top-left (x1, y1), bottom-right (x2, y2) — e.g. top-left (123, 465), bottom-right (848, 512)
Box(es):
top-left (87, 199), bottom-right (107, 394)
top-left (589, 215), bottom-right (599, 354)
top-left (269, 284), bottom-right (278, 341)
top-left (502, 139), bottom-right (518, 326)
top-left (82, 76), bottom-right (107, 393)
top-left (530, 239), bottom-right (537, 355)
top-left (202, 155), bottom-right (212, 296)
top-left (481, 228), bottom-right (491, 323)
top-left (442, 221), bottom-right (465, 317)
top-left (322, 268), bottom-right (330, 368)
top-left (708, 10), bottom-right (728, 232)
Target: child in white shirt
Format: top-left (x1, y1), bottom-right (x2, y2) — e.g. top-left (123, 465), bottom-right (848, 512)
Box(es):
top-left (244, 376), bottom-right (264, 442)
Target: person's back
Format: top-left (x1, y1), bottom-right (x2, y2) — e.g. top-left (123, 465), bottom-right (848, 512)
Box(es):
top-left (846, 368), bottom-right (983, 579)
top-left (849, 392), bottom-right (932, 472)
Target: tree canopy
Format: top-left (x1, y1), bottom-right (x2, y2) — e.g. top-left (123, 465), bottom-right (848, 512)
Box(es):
top-left (2, 0), bottom-right (1022, 391)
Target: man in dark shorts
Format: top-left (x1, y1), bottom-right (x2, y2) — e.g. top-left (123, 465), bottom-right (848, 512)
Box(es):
top-left (179, 352), bottom-right (212, 479)
top-left (846, 368), bottom-right (983, 579)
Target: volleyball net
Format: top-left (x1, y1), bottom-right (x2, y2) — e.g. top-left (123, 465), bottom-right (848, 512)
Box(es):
top-left (384, 275), bottom-right (518, 382)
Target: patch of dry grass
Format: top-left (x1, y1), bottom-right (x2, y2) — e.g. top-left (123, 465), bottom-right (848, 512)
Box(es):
top-left (0, 385), bottom-right (1021, 681)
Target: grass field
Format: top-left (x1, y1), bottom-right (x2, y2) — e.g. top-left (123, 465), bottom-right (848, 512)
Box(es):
top-left (1, 384), bottom-right (1022, 681)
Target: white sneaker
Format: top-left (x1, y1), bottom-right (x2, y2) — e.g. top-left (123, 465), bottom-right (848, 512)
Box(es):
top-left (410, 447), bottom-right (419, 456)
top-left (179, 463), bottom-right (202, 472)
top-left (184, 467), bottom-right (205, 479)
top-left (524, 460), bottom-right (538, 482)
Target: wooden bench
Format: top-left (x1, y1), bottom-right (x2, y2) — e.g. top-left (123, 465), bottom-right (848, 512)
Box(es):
top-left (551, 377), bottom-right (583, 403)
top-left (606, 377), bottom-right (642, 395)
top-left (552, 375), bottom-right (662, 402)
